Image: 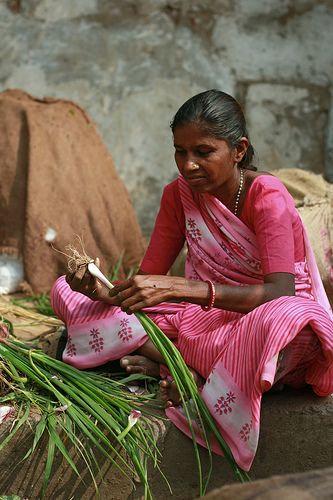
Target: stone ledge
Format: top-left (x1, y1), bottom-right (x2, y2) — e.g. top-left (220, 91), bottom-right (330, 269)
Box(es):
top-left (201, 466), bottom-right (333, 499)
top-left (132, 388), bottom-right (333, 499)
top-left (0, 388), bottom-right (332, 499)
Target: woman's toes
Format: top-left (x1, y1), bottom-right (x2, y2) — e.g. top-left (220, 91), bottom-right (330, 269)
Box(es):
top-left (120, 355), bottom-right (142, 373)
top-left (126, 365), bottom-right (144, 374)
top-left (159, 369), bottom-right (204, 408)
top-left (159, 379), bottom-right (169, 389)
top-left (159, 379), bottom-right (170, 400)
top-left (159, 379), bottom-right (181, 406)
top-left (168, 380), bottom-right (182, 406)
top-left (120, 355), bottom-right (160, 377)
top-left (120, 357), bottom-right (130, 368)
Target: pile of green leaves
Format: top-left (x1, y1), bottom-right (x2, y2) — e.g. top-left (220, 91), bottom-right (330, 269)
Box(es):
top-left (0, 333), bottom-right (165, 499)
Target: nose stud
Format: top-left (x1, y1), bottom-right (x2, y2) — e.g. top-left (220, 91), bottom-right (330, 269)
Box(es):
top-left (190, 162), bottom-right (200, 169)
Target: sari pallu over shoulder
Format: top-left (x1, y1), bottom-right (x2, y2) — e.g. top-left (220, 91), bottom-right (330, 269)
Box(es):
top-left (178, 174), bottom-right (263, 285)
top-left (177, 175), bottom-right (332, 317)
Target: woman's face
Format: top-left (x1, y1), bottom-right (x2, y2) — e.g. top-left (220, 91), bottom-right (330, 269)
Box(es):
top-left (173, 122), bottom-right (246, 199)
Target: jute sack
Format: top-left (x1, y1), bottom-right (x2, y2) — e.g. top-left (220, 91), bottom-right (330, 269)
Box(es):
top-left (297, 198), bottom-right (333, 305)
top-left (272, 168), bottom-right (333, 306)
top-left (270, 168), bottom-right (333, 209)
top-left (0, 89), bottom-right (145, 293)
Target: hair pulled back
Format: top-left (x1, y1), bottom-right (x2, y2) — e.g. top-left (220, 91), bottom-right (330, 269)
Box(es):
top-left (170, 89), bottom-right (255, 169)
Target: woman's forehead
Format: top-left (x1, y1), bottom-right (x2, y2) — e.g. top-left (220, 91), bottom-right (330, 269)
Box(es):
top-left (173, 122), bottom-right (225, 146)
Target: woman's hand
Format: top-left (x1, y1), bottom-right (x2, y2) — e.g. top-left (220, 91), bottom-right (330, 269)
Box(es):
top-left (108, 274), bottom-right (188, 313)
top-left (65, 258), bottom-right (110, 302)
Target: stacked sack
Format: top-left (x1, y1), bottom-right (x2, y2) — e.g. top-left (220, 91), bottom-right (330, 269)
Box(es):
top-left (272, 168), bottom-right (333, 306)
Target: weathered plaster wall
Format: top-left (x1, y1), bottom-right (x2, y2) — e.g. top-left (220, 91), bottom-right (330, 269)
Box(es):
top-left (1, 0), bottom-right (333, 235)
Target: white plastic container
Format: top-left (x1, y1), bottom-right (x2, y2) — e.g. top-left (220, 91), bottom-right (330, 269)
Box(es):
top-left (0, 255), bottom-right (24, 294)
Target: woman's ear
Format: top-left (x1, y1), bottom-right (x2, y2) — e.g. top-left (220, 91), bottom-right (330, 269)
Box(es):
top-left (234, 137), bottom-right (249, 163)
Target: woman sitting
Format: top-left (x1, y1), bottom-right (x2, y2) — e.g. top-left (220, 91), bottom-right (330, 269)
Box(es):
top-left (51, 90), bottom-right (333, 471)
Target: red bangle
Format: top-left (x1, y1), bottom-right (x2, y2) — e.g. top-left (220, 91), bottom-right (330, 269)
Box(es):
top-left (201, 280), bottom-right (216, 311)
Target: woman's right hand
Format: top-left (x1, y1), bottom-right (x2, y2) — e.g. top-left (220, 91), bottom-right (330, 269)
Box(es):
top-left (66, 257), bottom-right (109, 302)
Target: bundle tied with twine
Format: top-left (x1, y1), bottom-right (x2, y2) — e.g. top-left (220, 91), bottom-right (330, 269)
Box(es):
top-left (61, 239), bottom-right (94, 273)
top-left (60, 239), bottom-right (250, 493)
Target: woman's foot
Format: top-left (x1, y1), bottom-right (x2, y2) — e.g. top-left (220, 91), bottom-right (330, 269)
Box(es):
top-left (120, 355), bottom-right (160, 377)
top-left (159, 369), bottom-right (204, 408)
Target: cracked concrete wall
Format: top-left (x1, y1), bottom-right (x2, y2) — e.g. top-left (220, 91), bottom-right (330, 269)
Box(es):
top-left (1, 0), bottom-right (333, 235)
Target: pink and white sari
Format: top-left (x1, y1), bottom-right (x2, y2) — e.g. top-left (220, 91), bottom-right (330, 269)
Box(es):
top-left (51, 176), bottom-right (333, 471)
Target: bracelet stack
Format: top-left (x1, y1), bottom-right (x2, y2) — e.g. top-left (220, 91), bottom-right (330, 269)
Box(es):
top-left (201, 280), bottom-right (216, 311)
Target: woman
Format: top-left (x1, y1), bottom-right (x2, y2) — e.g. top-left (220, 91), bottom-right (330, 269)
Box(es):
top-left (51, 90), bottom-right (333, 470)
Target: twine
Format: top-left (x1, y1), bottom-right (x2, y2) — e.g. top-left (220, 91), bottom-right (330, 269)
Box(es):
top-left (53, 235), bottom-right (93, 273)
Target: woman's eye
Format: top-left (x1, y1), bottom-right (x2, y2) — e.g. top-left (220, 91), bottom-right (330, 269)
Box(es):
top-left (175, 149), bottom-right (186, 156)
top-left (196, 150), bottom-right (210, 157)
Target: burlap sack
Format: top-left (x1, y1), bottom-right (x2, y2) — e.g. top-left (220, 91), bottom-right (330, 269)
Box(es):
top-left (298, 199), bottom-right (333, 304)
top-left (271, 168), bottom-right (333, 209)
top-left (272, 168), bottom-right (333, 305)
top-left (0, 89), bottom-right (145, 293)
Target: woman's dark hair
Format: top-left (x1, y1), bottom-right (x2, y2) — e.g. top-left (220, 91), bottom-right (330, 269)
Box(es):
top-left (170, 89), bottom-right (255, 169)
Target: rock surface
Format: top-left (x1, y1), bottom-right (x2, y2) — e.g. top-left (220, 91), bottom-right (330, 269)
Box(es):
top-left (201, 466), bottom-right (333, 500)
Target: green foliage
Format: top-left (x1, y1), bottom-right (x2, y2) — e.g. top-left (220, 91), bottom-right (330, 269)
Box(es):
top-left (11, 293), bottom-right (55, 317)
top-left (3, 249), bottom-right (250, 497)
top-left (0, 496), bottom-right (22, 499)
top-left (108, 252), bottom-right (139, 282)
top-left (0, 337), bottom-right (166, 499)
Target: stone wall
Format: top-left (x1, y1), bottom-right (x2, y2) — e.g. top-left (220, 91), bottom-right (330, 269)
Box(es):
top-left (1, 0), bottom-right (333, 235)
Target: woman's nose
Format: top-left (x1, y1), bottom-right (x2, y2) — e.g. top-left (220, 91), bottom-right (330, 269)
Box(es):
top-left (185, 160), bottom-right (200, 171)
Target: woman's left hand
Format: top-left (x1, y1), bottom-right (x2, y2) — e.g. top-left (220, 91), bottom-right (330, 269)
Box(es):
top-left (108, 274), bottom-right (187, 313)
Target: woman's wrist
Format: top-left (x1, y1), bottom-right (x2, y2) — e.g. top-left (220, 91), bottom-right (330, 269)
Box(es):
top-left (201, 280), bottom-right (216, 311)
top-left (179, 279), bottom-right (214, 306)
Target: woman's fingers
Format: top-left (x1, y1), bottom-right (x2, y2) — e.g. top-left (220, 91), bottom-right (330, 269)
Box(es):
top-left (109, 287), bottom-right (134, 308)
top-left (70, 265), bottom-right (88, 290)
top-left (109, 279), bottom-right (133, 295)
top-left (110, 276), bottom-right (160, 297)
top-left (66, 264), bottom-right (102, 300)
top-left (107, 274), bottom-right (183, 312)
top-left (118, 290), bottom-right (167, 314)
top-left (65, 272), bottom-right (75, 285)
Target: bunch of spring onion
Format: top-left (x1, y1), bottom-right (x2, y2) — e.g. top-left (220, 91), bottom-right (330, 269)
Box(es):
top-left (137, 313), bottom-right (251, 488)
top-left (0, 329), bottom-right (167, 499)
top-left (87, 261), bottom-right (251, 495)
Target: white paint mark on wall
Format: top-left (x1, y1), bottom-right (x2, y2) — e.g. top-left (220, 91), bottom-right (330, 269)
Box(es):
top-left (34, 0), bottom-right (98, 22)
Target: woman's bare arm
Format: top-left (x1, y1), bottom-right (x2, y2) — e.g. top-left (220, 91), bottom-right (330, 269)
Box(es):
top-left (105, 272), bottom-right (295, 314)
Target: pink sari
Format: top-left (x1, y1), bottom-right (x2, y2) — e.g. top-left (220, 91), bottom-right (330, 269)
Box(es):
top-left (51, 176), bottom-right (333, 471)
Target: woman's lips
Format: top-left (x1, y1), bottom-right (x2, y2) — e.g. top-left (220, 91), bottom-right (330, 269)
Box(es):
top-left (185, 176), bottom-right (207, 186)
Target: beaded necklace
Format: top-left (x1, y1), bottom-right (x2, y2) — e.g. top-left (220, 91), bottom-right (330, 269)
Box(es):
top-left (234, 168), bottom-right (244, 216)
